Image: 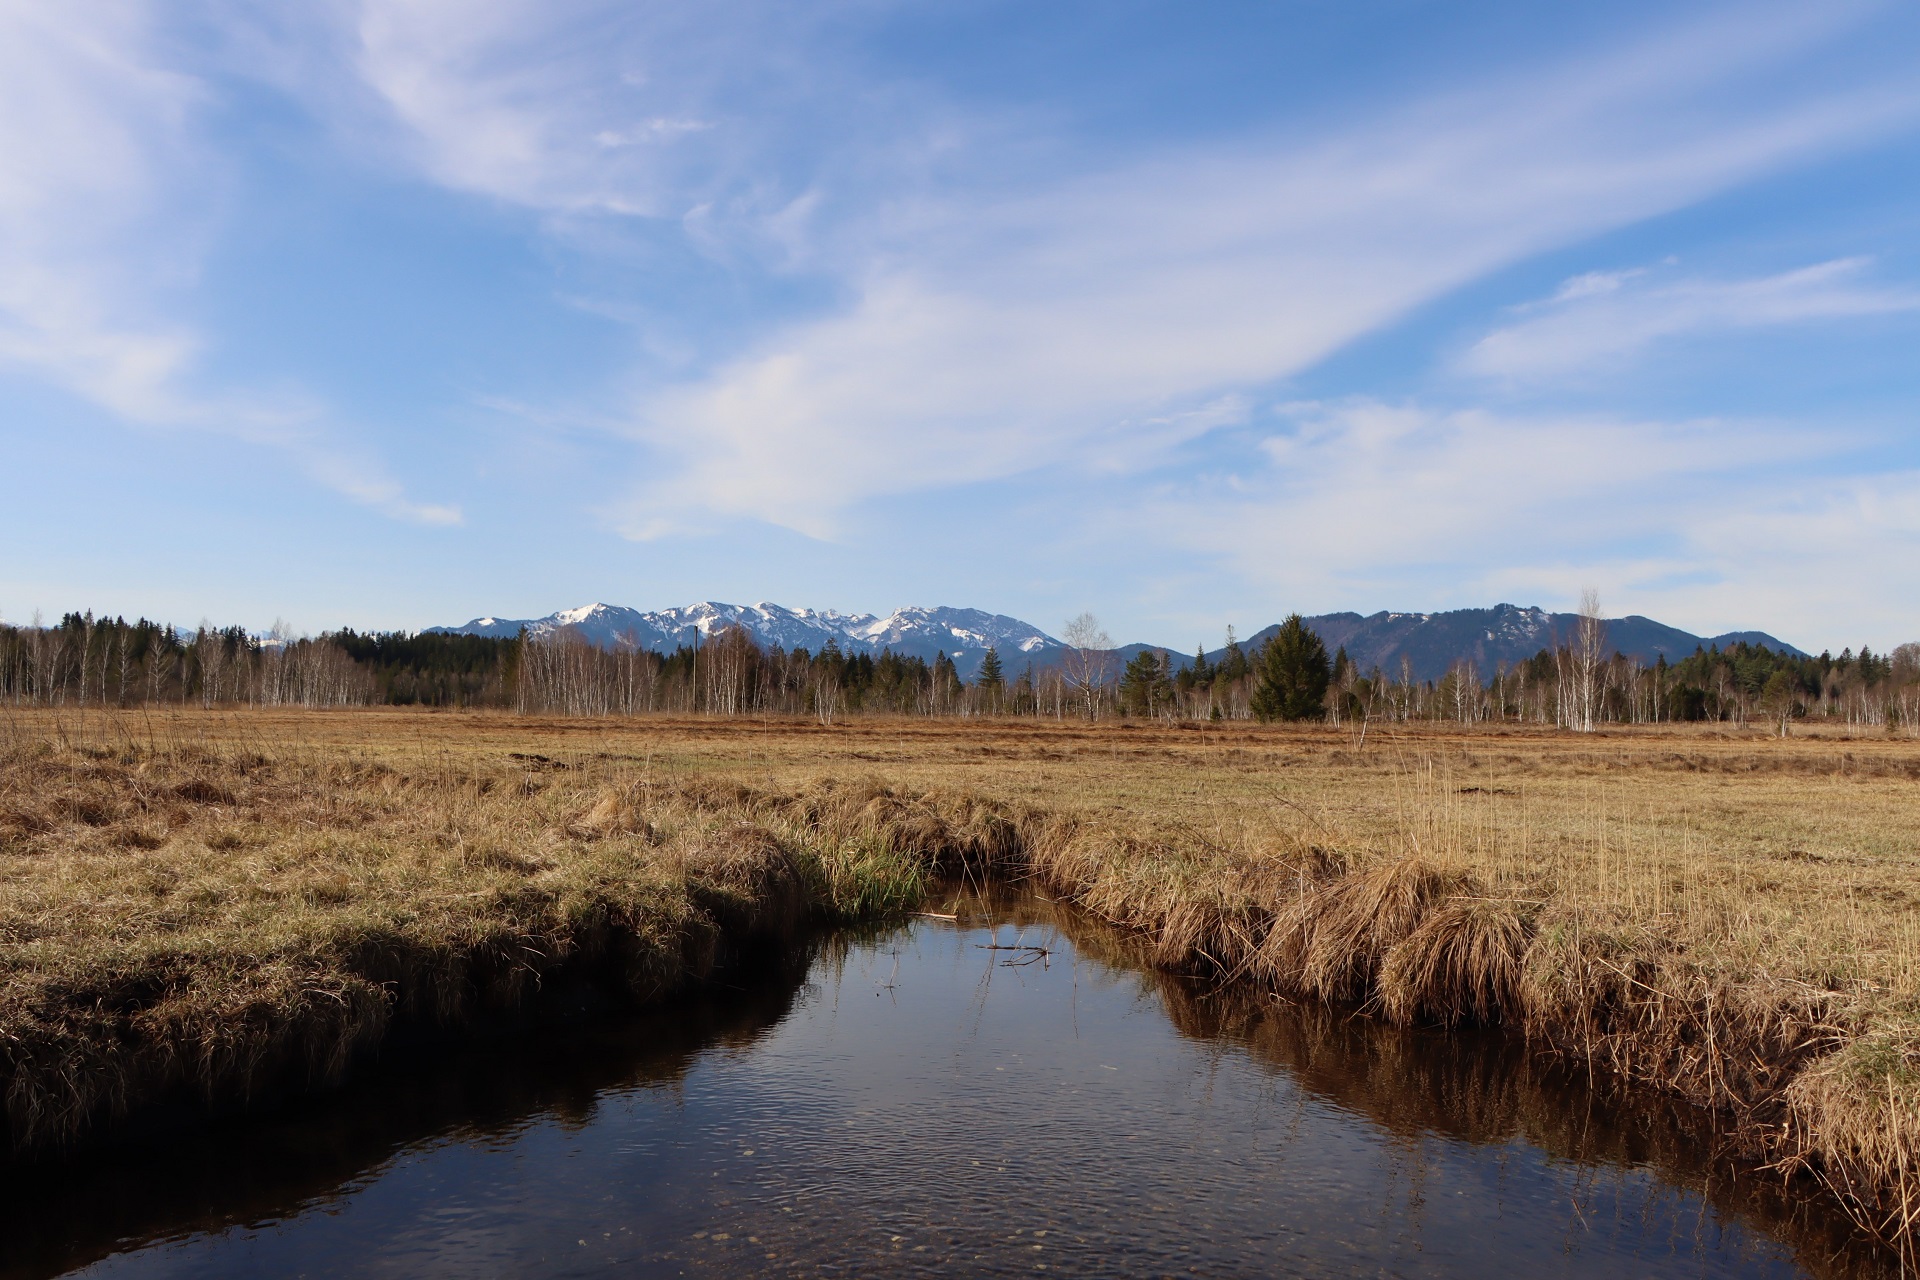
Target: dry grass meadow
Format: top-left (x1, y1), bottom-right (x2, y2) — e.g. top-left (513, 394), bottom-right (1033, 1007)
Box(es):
top-left (5, 706), bottom-right (1920, 1253)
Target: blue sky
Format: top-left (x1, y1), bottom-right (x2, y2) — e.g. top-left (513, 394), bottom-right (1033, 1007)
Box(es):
top-left (4, 1), bottom-right (1920, 651)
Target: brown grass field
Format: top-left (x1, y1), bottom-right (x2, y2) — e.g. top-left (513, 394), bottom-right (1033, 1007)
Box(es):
top-left (5, 706), bottom-right (1920, 1256)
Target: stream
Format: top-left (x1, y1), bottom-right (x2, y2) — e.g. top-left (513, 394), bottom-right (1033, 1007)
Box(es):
top-left (1, 890), bottom-right (1893, 1278)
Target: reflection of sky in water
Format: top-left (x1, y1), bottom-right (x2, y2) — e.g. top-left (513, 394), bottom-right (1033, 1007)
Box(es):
top-left (54, 913), bottom-right (1835, 1278)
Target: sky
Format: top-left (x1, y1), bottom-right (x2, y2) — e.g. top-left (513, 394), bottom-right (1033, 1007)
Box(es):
top-left (3, 1), bottom-right (1919, 652)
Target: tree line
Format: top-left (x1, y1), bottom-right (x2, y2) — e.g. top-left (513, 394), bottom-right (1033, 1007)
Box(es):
top-left (0, 613), bottom-right (374, 709)
top-left (5, 608), bottom-right (1916, 733)
top-left (1065, 607), bottom-right (1920, 735)
top-left (1372, 637), bottom-right (1920, 734)
top-left (0, 614), bottom-right (996, 719)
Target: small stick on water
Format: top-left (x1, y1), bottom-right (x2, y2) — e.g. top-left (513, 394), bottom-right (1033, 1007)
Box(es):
top-left (913, 911), bottom-right (959, 921)
top-left (977, 943), bottom-right (1052, 965)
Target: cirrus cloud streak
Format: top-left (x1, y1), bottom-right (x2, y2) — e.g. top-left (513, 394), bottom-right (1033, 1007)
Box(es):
top-left (1462, 257), bottom-right (1920, 381)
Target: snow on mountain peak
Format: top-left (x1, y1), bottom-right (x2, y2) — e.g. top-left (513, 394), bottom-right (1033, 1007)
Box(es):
top-left (435, 599), bottom-right (1802, 686)
top-left (432, 601), bottom-right (1065, 678)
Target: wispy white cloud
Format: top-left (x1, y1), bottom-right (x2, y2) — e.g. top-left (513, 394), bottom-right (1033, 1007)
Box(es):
top-left (595, 118), bottom-right (712, 148)
top-left (0, 1), bottom-right (210, 421)
top-left (1161, 398), bottom-right (1807, 585)
top-left (1137, 396), bottom-right (1916, 645)
top-left (1500, 471), bottom-right (1920, 647)
top-left (346, 0), bottom-right (838, 220)
top-left (0, 2), bottom-right (460, 525)
top-left (297, 447), bottom-right (464, 526)
top-left (1462, 257), bottom-right (1920, 380)
top-left (353, 0), bottom-right (662, 213)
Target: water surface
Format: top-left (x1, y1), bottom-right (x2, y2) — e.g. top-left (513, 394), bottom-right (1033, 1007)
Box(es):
top-left (3, 892), bottom-right (1891, 1278)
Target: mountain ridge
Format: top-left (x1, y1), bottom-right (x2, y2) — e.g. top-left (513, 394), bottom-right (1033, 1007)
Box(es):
top-left (433, 601), bottom-right (1805, 683)
top-left (1205, 604), bottom-right (1806, 683)
top-left (433, 602), bottom-right (1054, 678)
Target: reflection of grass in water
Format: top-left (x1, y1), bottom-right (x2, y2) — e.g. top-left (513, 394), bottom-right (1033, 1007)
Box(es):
top-left (0, 938), bottom-right (820, 1280)
top-left (6, 708), bottom-right (1920, 1261)
top-left (1031, 891), bottom-right (1893, 1278)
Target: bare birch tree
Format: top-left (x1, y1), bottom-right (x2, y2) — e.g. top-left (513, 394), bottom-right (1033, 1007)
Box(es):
top-left (1062, 612), bottom-right (1112, 720)
top-left (1572, 587), bottom-right (1607, 733)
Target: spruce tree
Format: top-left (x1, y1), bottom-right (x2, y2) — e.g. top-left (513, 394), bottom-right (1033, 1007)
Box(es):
top-left (1119, 648), bottom-right (1173, 717)
top-left (977, 645), bottom-right (1004, 690)
top-left (817, 637), bottom-right (844, 678)
top-left (1220, 627), bottom-right (1249, 684)
top-left (1250, 614), bottom-right (1331, 722)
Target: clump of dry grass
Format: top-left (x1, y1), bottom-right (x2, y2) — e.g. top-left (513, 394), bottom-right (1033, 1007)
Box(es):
top-left (1377, 892), bottom-right (1535, 1025)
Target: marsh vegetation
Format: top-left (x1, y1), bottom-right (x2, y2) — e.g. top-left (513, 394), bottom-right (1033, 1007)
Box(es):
top-left (4, 708), bottom-right (1920, 1262)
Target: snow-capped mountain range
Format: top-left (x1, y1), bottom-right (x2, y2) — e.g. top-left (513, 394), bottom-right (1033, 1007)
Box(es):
top-left (435, 601), bottom-right (1806, 684)
top-left (434, 603), bottom-right (1057, 678)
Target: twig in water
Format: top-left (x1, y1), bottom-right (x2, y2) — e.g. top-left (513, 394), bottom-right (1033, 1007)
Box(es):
top-left (976, 943), bottom-right (1052, 966)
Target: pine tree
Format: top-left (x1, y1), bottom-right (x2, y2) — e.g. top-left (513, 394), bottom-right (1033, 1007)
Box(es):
top-left (977, 645), bottom-right (1004, 690)
top-left (1250, 614), bottom-right (1331, 722)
